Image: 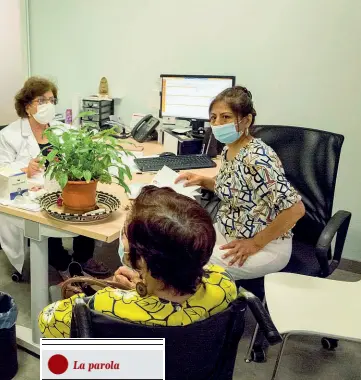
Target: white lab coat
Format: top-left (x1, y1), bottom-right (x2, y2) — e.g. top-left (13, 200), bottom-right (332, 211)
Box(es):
top-left (0, 118), bottom-right (65, 272)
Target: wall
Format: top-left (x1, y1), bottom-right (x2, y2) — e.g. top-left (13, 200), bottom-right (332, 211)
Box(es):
top-left (28, 0), bottom-right (361, 260)
top-left (0, 0), bottom-right (29, 124)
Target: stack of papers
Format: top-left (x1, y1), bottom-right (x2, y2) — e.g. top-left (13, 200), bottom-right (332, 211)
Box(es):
top-left (128, 166), bottom-right (200, 200)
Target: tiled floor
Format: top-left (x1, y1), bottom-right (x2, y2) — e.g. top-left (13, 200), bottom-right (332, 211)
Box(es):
top-left (0, 243), bottom-right (360, 380)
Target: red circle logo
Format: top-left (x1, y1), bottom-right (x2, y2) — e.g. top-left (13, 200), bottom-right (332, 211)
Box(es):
top-left (48, 354), bottom-right (69, 375)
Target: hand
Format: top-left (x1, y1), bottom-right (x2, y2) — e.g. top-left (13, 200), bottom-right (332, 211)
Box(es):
top-left (220, 239), bottom-right (262, 267)
top-left (174, 172), bottom-right (205, 187)
top-left (113, 266), bottom-right (140, 290)
top-left (27, 158), bottom-right (42, 178)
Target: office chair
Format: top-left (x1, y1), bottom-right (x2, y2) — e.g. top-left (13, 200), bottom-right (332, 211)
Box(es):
top-left (201, 125), bottom-right (352, 362)
top-left (265, 273), bottom-right (361, 380)
top-left (242, 125), bottom-right (351, 361)
top-left (71, 291), bottom-right (282, 380)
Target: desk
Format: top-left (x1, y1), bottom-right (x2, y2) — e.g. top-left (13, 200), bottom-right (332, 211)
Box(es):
top-left (0, 139), bottom-right (219, 354)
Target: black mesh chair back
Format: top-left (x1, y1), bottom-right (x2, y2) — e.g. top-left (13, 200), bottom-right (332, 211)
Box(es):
top-left (233, 125), bottom-right (350, 295)
top-left (252, 125), bottom-right (344, 246)
top-left (71, 298), bottom-right (247, 380)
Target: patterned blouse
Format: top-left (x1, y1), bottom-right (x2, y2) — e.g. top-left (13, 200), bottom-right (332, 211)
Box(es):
top-left (214, 138), bottom-right (301, 240)
top-left (38, 265), bottom-right (237, 338)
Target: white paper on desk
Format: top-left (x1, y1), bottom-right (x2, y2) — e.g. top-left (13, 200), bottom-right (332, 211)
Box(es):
top-left (150, 166), bottom-right (200, 199)
top-left (28, 172), bottom-right (45, 187)
top-left (128, 183), bottom-right (147, 199)
top-left (0, 198), bottom-right (41, 212)
top-left (28, 173), bottom-right (62, 193)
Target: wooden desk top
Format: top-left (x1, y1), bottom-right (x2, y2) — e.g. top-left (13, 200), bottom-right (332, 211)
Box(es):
top-left (0, 139), bottom-right (220, 243)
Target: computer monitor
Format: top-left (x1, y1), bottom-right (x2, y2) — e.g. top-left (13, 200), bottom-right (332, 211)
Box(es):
top-left (160, 75), bottom-right (236, 121)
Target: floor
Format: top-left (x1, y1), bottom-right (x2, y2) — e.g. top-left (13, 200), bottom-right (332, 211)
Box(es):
top-left (0, 242), bottom-right (360, 380)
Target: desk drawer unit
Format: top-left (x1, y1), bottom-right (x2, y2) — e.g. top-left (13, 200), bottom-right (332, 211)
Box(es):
top-left (83, 99), bottom-right (113, 109)
top-left (82, 112), bottom-right (111, 122)
top-left (83, 105), bottom-right (112, 115)
top-left (81, 98), bottom-right (114, 129)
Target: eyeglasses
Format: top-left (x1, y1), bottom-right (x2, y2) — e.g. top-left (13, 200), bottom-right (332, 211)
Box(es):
top-left (33, 97), bottom-right (58, 105)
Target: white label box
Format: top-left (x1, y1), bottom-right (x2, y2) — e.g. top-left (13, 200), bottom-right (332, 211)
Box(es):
top-left (40, 338), bottom-right (165, 379)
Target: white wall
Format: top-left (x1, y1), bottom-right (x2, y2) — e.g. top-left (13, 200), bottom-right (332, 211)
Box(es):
top-left (0, 0), bottom-right (29, 124)
top-left (29, 0), bottom-right (361, 260)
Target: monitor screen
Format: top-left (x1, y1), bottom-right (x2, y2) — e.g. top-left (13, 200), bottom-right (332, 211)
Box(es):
top-left (160, 75), bottom-right (235, 120)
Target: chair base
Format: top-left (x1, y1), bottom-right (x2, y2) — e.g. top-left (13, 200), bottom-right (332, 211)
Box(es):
top-left (11, 271), bottom-right (23, 282)
top-left (321, 337), bottom-right (338, 350)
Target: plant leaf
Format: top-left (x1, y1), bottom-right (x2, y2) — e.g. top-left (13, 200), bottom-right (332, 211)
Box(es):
top-left (57, 172), bottom-right (68, 189)
top-left (62, 132), bottom-right (71, 143)
top-left (83, 170), bottom-right (92, 183)
top-left (45, 165), bottom-right (54, 179)
top-left (47, 133), bottom-right (60, 147)
top-left (46, 149), bottom-right (59, 162)
top-left (73, 110), bottom-right (96, 123)
top-left (118, 178), bottom-right (130, 194)
top-left (118, 167), bottom-right (124, 182)
top-left (99, 172), bottom-right (112, 184)
top-left (70, 167), bottom-right (83, 180)
top-left (124, 165), bottom-right (132, 180)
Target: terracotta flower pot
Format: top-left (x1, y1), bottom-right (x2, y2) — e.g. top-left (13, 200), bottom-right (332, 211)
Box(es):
top-left (62, 180), bottom-right (98, 213)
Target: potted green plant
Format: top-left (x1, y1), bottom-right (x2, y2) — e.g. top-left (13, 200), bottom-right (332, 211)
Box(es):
top-left (39, 113), bottom-right (132, 212)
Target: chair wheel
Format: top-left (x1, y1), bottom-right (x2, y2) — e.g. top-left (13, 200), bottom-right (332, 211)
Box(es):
top-left (11, 271), bottom-right (23, 282)
top-left (321, 337), bottom-right (338, 350)
top-left (251, 347), bottom-right (267, 363)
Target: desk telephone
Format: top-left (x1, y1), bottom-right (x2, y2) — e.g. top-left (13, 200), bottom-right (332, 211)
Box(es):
top-left (131, 114), bottom-right (160, 143)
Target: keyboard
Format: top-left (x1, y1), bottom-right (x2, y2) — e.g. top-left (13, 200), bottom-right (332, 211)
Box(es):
top-left (134, 154), bottom-right (216, 172)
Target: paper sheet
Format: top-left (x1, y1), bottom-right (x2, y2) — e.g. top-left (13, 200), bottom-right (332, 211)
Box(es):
top-left (128, 183), bottom-right (147, 200)
top-left (0, 198), bottom-right (41, 212)
top-left (28, 172), bottom-right (45, 187)
top-left (127, 167), bottom-right (200, 200)
top-left (150, 166), bottom-right (200, 199)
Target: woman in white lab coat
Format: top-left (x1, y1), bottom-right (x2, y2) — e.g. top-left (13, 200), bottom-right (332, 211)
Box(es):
top-left (0, 77), bottom-right (110, 279)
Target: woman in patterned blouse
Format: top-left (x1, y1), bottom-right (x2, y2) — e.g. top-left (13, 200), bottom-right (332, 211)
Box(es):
top-left (39, 186), bottom-right (237, 338)
top-left (176, 86), bottom-right (305, 280)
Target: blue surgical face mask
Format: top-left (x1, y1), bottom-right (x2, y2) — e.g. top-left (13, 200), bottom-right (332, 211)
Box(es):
top-left (211, 122), bottom-right (242, 144)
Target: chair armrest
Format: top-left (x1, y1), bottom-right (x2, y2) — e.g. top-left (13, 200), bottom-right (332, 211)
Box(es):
top-left (240, 290), bottom-right (282, 346)
top-left (71, 299), bottom-right (93, 338)
top-left (315, 210), bottom-right (352, 277)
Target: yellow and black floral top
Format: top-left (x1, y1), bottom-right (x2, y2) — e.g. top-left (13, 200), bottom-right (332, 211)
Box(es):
top-left (39, 264), bottom-right (237, 338)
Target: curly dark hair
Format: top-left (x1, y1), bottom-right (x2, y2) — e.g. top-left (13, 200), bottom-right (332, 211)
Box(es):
top-left (209, 86), bottom-right (257, 126)
top-left (126, 185), bottom-right (216, 295)
top-left (15, 77), bottom-right (58, 118)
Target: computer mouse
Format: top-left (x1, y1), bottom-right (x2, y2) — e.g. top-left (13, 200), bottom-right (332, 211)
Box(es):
top-left (159, 152), bottom-right (176, 157)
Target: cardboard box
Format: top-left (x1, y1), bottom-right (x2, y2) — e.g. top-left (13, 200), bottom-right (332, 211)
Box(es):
top-left (0, 168), bottom-right (28, 200)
